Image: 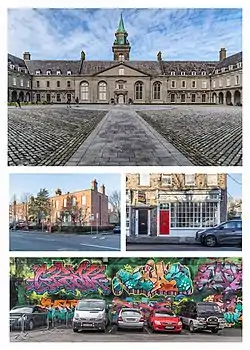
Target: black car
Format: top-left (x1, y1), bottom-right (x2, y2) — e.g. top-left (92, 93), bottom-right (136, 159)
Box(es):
top-left (178, 301), bottom-right (226, 333)
top-left (113, 226), bottom-right (120, 234)
top-left (10, 305), bottom-right (48, 331)
top-left (195, 220), bottom-right (242, 247)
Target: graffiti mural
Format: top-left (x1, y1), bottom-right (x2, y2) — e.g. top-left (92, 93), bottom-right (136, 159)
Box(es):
top-left (25, 260), bottom-right (111, 296)
top-left (10, 258), bottom-right (242, 327)
top-left (194, 261), bottom-right (242, 293)
top-left (112, 260), bottom-right (193, 297)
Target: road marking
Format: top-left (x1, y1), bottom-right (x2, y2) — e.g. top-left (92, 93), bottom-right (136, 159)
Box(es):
top-left (92, 236), bottom-right (97, 239)
top-left (108, 325), bottom-right (115, 333)
top-left (99, 237), bottom-right (106, 240)
top-left (144, 327), bottom-right (151, 334)
top-left (79, 243), bottom-right (120, 250)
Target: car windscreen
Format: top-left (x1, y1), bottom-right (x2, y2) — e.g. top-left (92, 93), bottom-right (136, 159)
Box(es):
top-left (122, 310), bottom-right (141, 317)
top-left (10, 307), bottom-right (33, 314)
top-left (197, 304), bottom-right (221, 313)
top-left (154, 311), bottom-right (175, 317)
top-left (76, 301), bottom-right (105, 311)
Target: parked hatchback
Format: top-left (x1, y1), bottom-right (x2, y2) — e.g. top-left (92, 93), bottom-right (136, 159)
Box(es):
top-left (10, 305), bottom-right (47, 331)
top-left (148, 308), bottom-right (182, 333)
top-left (113, 226), bottom-right (120, 234)
top-left (117, 308), bottom-right (144, 331)
top-left (178, 301), bottom-right (226, 333)
top-left (195, 220), bottom-right (242, 247)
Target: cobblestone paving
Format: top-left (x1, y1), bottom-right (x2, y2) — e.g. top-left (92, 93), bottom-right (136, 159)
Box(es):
top-left (137, 106), bottom-right (242, 166)
top-left (66, 106), bottom-right (191, 166)
top-left (8, 107), bottom-right (107, 166)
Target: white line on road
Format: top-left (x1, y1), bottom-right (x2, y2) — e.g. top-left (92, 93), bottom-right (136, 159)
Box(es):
top-left (79, 243), bottom-right (120, 250)
top-left (99, 237), bottom-right (106, 240)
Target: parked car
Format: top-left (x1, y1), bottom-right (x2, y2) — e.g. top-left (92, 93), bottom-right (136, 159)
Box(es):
top-left (117, 308), bottom-right (144, 331)
top-left (178, 301), bottom-right (226, 333)
top-left (113, 226), bottom-right (120, 234)
top-left (10, 305), bottom-right (47, 331)
top-left (148, 308), bottom-right (182, 333)
top-left (72, 299), bottom-right (108, 332)
top-left (195, 220), bottom-right (242, 247)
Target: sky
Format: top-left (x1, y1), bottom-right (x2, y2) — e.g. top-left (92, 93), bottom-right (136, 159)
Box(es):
top-left (9, 174), bottom-right (121, 202)
top-left (8, 8), bottom-right (242, 61)
top-left (9, 173), bottom-right (241, 202)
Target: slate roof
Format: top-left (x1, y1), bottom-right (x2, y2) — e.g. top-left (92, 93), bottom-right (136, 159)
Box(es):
top-left (125, 61), bottom-right (162, 75)
top-left (162, 61), bottom-right (217, 75)
top-left (215, 51), bottom-right (242, 70)
top-left (24, 60), bottom-right (81, 75)
top-left (8, 53), bottom-right (26, 67)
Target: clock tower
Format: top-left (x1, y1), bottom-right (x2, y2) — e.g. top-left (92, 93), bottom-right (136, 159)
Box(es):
top-left (112, 14), bottom-right (131, 61)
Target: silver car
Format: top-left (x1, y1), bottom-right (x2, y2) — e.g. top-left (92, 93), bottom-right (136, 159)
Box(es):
top-left (117, 308), bottom-right (144, 331)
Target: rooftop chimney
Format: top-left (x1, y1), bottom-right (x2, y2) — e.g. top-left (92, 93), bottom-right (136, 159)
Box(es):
top-left (23, 52), bottom-right (31, 60)
top-left (219, 48), bottom-right (226, 61)
top-left (91, 179), bottom-right (98, 191)
top-left (157, 51), bottom-right (162, 61)
top-left (100, 185), bottom-right (105, 195)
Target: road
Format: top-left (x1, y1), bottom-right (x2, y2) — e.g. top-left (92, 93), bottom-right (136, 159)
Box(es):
top-left (127, 244), bottom-right (242, 251)
top-left (10, 326), bottom-right (242, 342)
top-left (9, 230), bottom-right (120, 251)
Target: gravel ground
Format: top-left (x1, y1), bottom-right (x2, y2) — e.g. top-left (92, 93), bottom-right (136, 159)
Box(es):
top-left (137, 105), bottom-right (242, 166)
top-left (8, 107), bottom-right (107, 166)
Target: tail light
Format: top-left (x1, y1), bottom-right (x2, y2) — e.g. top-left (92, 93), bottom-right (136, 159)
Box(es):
top-left (140, 317), bottom-right (144, 322)
top-left (118, 317), bottom-right (123, 321)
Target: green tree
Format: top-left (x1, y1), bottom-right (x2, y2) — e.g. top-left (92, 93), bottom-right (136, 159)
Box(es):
top-left (28, 189), bottom-right (51, 223)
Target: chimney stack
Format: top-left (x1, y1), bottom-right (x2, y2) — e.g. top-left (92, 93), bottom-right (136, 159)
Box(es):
top-left (219, 48), bottom-right (226, 61)
top-left (23, 52), bottom-right (31, 60)
top-left (91, 179), bottom-right (98, 191)
top-left (100, 185), bottom-right (105, 195)
top-left (157, 51), bottom-right (162, 61)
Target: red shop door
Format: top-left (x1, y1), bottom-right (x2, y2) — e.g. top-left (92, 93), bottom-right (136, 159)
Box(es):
top-left (159, 210), bottom-right (170, 235)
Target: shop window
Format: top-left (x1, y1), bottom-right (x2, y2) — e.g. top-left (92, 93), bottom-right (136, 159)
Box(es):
top-left (161, 174), bottom-right (172, 186)
top-left (185, 174), bottom-right (195, 185)
top-left (207, 174), bottom-right (218, 186)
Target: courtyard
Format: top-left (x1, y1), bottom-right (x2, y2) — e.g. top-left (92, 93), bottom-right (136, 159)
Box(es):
top-left (8, 105), bottom-right (242, 166)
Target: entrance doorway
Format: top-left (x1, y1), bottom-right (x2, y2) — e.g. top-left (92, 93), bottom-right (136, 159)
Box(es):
top-left (159, 210), bottom-right (170, 235)
top-left (118, 94), bottom-right (124, 104)
top-left (46, 94), bottom-right (51, 103)
top-left (138, 209), bottom-right (148, 235)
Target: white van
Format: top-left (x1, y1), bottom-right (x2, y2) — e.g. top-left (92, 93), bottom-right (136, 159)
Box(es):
top-left (73, 299), bottom-right (108, 332)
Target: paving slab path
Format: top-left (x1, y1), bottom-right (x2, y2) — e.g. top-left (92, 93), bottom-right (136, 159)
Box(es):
top-left (66, 106), bottom-right (192, 166)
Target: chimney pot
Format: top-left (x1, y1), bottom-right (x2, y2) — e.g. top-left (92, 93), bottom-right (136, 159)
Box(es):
top-left (23, 52), bottom-right (31, 60)
top-left (91, 179), bottom-right (98, 191)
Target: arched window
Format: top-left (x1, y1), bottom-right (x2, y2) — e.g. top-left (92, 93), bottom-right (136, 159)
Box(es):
top-left (81, 82), bottom-right (89, 100)
top-left (98, 82), bottom-right (107, 100)
top-left (153, 82), bottom-right (161, 100)
top-left (135, 81), bottom-right (143, 100)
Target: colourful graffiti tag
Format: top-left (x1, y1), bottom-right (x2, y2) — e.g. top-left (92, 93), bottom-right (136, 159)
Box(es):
top-left (194, 261), bottom-right (242, 293)
top-left (25, 260), bottom-right (111, 296)
top-left (40, 298), bottom-right (78, 309)
top-left (112, 260), bottom-right (193, 297)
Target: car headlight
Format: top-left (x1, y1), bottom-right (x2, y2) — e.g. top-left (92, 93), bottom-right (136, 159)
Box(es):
top-left (17, 317), bottom-right (22, 322)
top-left (197, 317), bottom-right (206, 321)
top-left (154, 320), bottom-right (161, 325)
top-left (178, 321), bottom-right (182, 326)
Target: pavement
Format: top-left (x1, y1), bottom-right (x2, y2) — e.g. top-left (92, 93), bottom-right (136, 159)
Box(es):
top-left (9, 230), bottom-right (120, 251)
top-left (8, 104), bottom-right (242, 166)
top-left (66, 106), bottom-right (191, 166)
top-left (10, 326), bottom-right (242, 342)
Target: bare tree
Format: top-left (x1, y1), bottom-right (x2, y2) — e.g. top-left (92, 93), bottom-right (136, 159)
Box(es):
top-left (109, 190), bottom-right (121, 222)
top-left (21, 193), bottom-right (30, 226)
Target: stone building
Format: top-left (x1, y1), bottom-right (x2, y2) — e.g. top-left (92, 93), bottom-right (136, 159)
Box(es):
top-left (9, 179), bottom-right (109, 227)
top-left (126, 173), bottom-right (227, 237)
top-left (8, 15), bottom-right (242, 105)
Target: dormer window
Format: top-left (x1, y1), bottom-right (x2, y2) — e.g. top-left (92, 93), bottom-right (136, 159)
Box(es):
top-left (192, 71), bottom-right (196, 76)
top-left (201, 71), bottom-right (206, 76)
top-left (215, 69), bottom-right (219, 74)
top-left (181, 71), bottom-right (185, 76)
top-left (67, 70), bottom-right (72, 75)
top-left (47, 70), bottom-right (52, 75)
top-left (170, 71), bottom-right (175, 76)
top-left (221, 68), bottom-right (226, 72)
top-left (35, 70), bottom-right (41, 75)
top-left (56, 70), bottom-right (61, 75)
top-left (10, 64), bottom-right (15, 70)
top-left (229, 65), bottom-right (234, 70)
top-left (237, 62), bottom-right (242, 68)
top-left (18, 67), bottom-right (22, 72)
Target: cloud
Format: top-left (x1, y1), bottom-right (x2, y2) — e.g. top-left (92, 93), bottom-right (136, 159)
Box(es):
top-left (8, 8), bottom-right (242, 61)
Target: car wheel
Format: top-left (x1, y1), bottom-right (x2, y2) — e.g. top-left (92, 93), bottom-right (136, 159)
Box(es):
top-left (211, 328), bottom-right (219, 334)
top-left (73, 329), bottom-right (78, 333)
top-left (28, 320), bottom-right (34, 331)
top-left (204, 235), bottom-right (217, 247)
top-left (189, 321), bottom-right (195, 333)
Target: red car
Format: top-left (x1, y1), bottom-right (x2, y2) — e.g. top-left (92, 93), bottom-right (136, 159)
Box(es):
top-left (148, 308), bottom-right (182, 333)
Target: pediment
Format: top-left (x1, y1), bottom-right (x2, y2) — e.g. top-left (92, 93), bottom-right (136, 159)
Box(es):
top-left (94, 63), bottom-right (149, 77)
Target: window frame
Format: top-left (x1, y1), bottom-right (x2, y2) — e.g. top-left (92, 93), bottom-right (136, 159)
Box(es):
top-left (185, 174), bottom-right (195, 186)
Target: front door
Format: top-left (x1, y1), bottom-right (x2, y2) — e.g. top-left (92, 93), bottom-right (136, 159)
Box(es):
top-left (46, 94), bottom-right (51, 103)
top-left (118, 94), bottom-right (124, 104)
top-left (138, 209), bottom-right (148, 235)
top-left (160, 210), bottom-right (170, 235)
